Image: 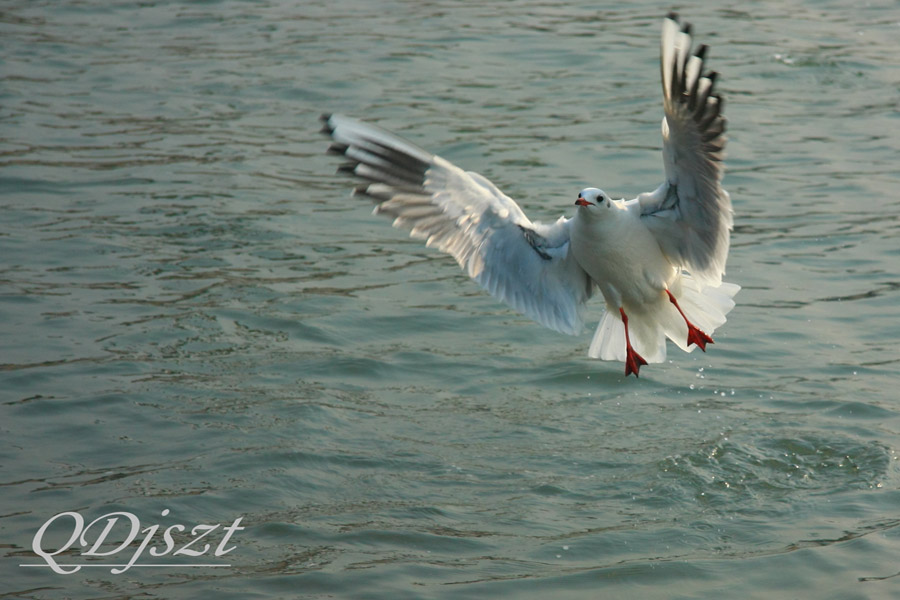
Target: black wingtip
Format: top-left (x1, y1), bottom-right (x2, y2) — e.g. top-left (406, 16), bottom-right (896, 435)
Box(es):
top-left (695, 44), bottom-right (708, 61)
top-left (327, 142), bottom-right (349, 156)
top-left (337, 162), bottom-right (359, 174)
top-left (319, 114), bottom-right (335, 136)
top-left (681, 22), bottom-right (692, 36)
top-left (666, 11), bottom-right (679, 21)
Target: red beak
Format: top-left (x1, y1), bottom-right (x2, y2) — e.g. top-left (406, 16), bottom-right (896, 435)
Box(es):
top-left (575, 198), bottom-right (593, 207)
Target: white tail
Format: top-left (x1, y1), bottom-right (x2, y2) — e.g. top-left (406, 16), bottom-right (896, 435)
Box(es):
top-left (588, 273), bottom-right (740, 364)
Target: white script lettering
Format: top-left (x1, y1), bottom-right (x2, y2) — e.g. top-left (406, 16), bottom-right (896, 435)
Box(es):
top-left (28, 509), bottom-right (244, 574)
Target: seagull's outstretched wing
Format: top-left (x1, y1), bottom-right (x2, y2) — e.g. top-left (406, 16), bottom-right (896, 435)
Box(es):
top-left (639, 13), bottom-right (733, 287)
top-left (321, 114), bottom-right (594, 335)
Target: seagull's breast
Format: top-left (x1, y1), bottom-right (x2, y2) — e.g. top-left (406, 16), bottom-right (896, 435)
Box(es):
top-left (571, 207), bottom-right (675, 307)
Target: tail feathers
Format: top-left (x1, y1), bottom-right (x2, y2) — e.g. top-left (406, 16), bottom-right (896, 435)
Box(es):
top-left (675, 276), bottom-right (740, 334)
top-left (588, 303), bottom-right (675, 364)
top-left (588, 310), bottom-right (627, 362)
top-left (588, 275), bottom-right (740, 364)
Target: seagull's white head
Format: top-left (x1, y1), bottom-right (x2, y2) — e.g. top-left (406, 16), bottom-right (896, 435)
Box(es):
top-left (575, 188), bottom-right (611, 210)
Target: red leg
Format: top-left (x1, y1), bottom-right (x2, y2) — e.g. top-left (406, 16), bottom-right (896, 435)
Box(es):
top-left (619, 307), bottom-right (648, 377)
top-left (666, 290), bottom-right (714, 351)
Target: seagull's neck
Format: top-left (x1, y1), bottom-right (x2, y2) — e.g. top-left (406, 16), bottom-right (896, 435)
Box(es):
top-left (575, 206), bottom-right (618, 227)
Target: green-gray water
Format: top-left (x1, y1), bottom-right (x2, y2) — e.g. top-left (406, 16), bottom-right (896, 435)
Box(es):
top-left (2, 1), bottom-right (899, 598)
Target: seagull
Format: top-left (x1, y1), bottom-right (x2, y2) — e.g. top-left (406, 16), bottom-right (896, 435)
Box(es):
top-left (321, 13), bottom-right (739, 377)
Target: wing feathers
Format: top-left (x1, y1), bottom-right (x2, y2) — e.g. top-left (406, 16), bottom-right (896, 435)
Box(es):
top-left (642, 14), bottom-right (733, 287)
top-left (322, 114), bottom-right (593, 335)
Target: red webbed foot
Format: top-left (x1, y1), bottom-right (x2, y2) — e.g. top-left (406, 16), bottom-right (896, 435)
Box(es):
top-left (619, 307), bottom-right (648, 378)
top-left (624, 346), bottom-right (648, 377)
top-left (666, 290), bottom-right (715, 351)
top-left (687, 324), bottom-right (714, 351)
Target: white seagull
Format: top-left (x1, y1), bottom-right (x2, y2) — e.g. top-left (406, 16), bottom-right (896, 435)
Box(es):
top-left (322, 13), bottom-right (739, 377)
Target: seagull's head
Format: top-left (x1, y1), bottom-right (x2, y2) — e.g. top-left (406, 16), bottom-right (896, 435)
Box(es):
top-left (575, 188), bottom-right (611, 210)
